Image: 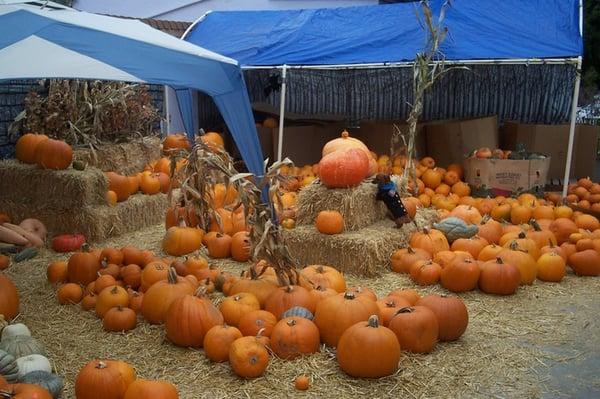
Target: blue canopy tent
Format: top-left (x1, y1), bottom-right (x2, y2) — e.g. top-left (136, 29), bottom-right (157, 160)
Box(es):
top-left (181, 0), bottom-right (583, 196)
top-left (0, 0), bottom-right (264, 177)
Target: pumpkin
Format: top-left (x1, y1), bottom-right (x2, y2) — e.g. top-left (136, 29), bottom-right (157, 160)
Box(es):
top-left (313, 291), bottom-right (380, 347)
top-left (0, 336), bottom-right (46, 359)
top-left (432, 217), bottom-right (478, 242)
top-left (301, 265), bottom-right (346, 293)
top-left (230, 231), bottom-right (251, 262)
top-left (536, 252), bottom-right (566, 282)
top-left (34, 139), bottom-right (72, 170)
top-left (0, 274), bottom-right (19, 320)
top-left (95, 286), bottom-right (129, 318)
top-left (477, 216), bottom-right (503, 244)
top-left (228, 335), bottom-right (270, 379)
top-left (422, 169), bottom-right (442, 189)
top-left (103, 306), bottom-right (137, 333)
top-left (451, 235), bottom-right (489, 259)
top-left (497, 244), bottom-right (537, 285)
top-left (123, 379), bottom-right (178, 399)
top-left (409, 260), bottom-right (442, 286)
top-left (575, 214), bottom-right (600, 231)
top-left (141, 268), bottom-right (194, 324)
top-left (200, 131), bottom-right (225, 150)
top-left (526, 220), bottom-right (557, 251)
top-left (57, 283), bottom-right (83, 305)
top-left (45, 261), bottom-right (67, 284)
top-left (345, 286), bottom-right (377, 301)
top-left (239, 310), bottom-right (277, 338)
top-left (449, 205), bottom-right (482, 224)
top-left (440, 257), bottom-right (480, 293)
top-left (318, 148), bottom-right (370, 188)
top-left (510, 205), bottom-right (532, 225)
top-left (126, 175), bottom-right (140, 196)
top-left (390, 247), bottom-right (431, 274)
top-left (270, 317), bottom-right (320, 360)
top-left (409, 228), bottom-right (450, 255)
top-left (281, 306), bottom-right (314, 320)
top-left (20, 371), bottom-right (64, 399)
top-left (336, 315), bottom-right (400, 378)
top-left (549, 218), bottom-right (579, 245)
top-left (479, 257), bottom-right (521, 295)
top-left (163, 133), bottom-right (190, 153)
top-left (120, 264), bottom-right (141, 290)
top-left (219, 293), bottom-right (261, 327)
top-left (203, 324), bottom-right (243, 363)
top-left (15, 134), bottom-right (49, 164)
top-left (540, 241), bottom-right (567, 262)
top-left (315, 211), bottom-right (344, 235)
top-left (264, 285), bottom-right (316, 319)
top-left (568, 249), bottom-right (600, 276)
top-left (387, 289), bottom-right (421, 305)
top-left (322, 130), bottom-right (370, 158)
top-left (309, 284), bottom-right (337, 304)
top-left (105, 172), bottom-right (130, 202)
top-left (94, 275), bottom-right (117, 294)
top-left (294, 375), bottom-right (309, 391)
top-left (206, 233), bottom-right (232, 258)
top-left (228, 269), bottom-right (278, 308)
top-left (165, 290), bottom-right (224, 348)
top-left (162, 225), bottom-right (203, 256)
top-left (1, 383), bottom-right (53, 399)
top-left (139, 261), bottom-right (168, 292)
top-left (0, 350), bottom-right (18, 383)
top-left (67, 248), bottom-right (101, 285)
top-left (554, 205), bottom-right (574, 219)
top-left (208, 208), bottom-right (234, 234)
top-left (15, 355), bottom-right (51, 380)
top-left (81, 292), bottom-right (97, 311)
top-left (388, 306), bottom-right (438, 353)
top-left (49, 233), bottom-right (86, 253)
top-left (376, 296), bottom-right (411, 326)
top-left (165, 204), bottom-right (199, 230)
top-left (416, 294), bottom-right (468, 342)
top-left (1, 324), bottom-right (30, 341)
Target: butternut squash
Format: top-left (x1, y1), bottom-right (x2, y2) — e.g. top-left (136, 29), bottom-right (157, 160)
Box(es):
top-left (0, 225), bottom-right (29, 246)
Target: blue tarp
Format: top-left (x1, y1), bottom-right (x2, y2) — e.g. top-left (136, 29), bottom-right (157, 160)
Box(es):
top-left (185, 0), bottom-right (582, 66)
top-left (0, 1), bottom-right (264, 177)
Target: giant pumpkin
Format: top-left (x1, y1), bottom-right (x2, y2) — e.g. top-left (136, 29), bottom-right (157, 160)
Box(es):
top-left (318, 148), bottom-right (370, 188)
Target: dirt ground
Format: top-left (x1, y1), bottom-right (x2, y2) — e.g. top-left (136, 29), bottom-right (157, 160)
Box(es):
top-left (4, 224), bottom-right (600, 399)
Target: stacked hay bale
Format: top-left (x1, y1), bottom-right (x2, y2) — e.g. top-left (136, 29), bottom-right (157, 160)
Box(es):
top-left (0, 143), bottom-right (167, 242)
top-left (73, 137), bottom-right (160, 175)
top-left (284, 181), bottom-right (438, 277)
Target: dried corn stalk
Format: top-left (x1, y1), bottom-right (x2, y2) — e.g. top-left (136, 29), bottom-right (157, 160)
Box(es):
top-left (179, 140), bottom-right (298, 286)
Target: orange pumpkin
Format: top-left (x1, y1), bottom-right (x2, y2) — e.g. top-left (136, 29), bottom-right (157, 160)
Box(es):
top-left (440, 257), bottom-right (480, 293)
top-left (318, 148), bottom-right (370, 188)
top-left (536, 252), bottom-right (566, 282)
top-left (204, 324), bottom-right (243, 362)
top-left (162, 225), bottom-right (203, 256)
top-left (105, 172), bottom-right (130, 202)
top-left (315, 210), bottom-right (344, 234)
top-left (200, 132), bottom-right (225, 150)
top-left (35, 138), bottom-right (72, 170)
top-left (140, 172), bottom-right (162, 195)
top-left (409, 228), bottom-right (450, 255)
top-left (15, 133), bottom-right (49, 164)
top-left (568, 249), bottom-right (600, 276)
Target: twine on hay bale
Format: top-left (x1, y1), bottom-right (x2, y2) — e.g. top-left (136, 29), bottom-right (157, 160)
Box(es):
top-left (296, 181), bottom-right (389, 231)
top-left (0, 193), bottom-right (168, 242)
top-left (284, 207), bottom-right (439, 277)
top-left (0, 159), bottom-right (107, 208)
top-left (73, 136), bottom-right (160, 175)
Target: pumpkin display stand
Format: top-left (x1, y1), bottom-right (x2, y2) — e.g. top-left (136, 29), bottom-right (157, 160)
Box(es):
top-left (285, 181), bottom-right (438, 276)
top-left (0, 159), bottom-right (168, 242)
top-left (73, 137), bottom-right (160, 175)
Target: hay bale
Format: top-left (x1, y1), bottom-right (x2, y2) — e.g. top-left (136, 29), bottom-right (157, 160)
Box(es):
top-left (0, 160), bottom-right (107, 209)
top-left (0, 193), bottom-right (168, 242)
top-left (284, 208), bottom-right (438, 277)
top-left (73, 137), bottom-right (161, 175)
top-left (296, 181), bottom-right (389, 231)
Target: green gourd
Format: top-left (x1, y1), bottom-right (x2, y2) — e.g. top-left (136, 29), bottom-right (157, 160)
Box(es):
top-left (433, 217), bottom-right (478, 242)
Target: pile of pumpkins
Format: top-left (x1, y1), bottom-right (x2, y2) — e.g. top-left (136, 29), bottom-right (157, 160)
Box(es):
top-left (75, 359), bottom-right (178, 399)
top-left (394, 194), bottom-right (600, 295)
top-left (15, 133), bottom-right (73, 171)
top-left (46, 244), bottom-right (469, 380)
top-left (552, 177), bottom-right (600, 213)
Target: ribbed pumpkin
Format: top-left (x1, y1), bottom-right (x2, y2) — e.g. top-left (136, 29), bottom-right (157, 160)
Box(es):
top-left (451, 236), bottom-right (489, 259)
top-left (549, 218), bottom-right (579, 245)
top-left (497, 244), bottom-right (537, 285)
top-left (34, 138), bottom-right (72, 170)
top-left (388, 306), bottom-right (438, 353)
top-left (409, 228), bottom-right (450, 255)
top-left (0, 273), bottom-right (19, 320)
top-left (479, 257), bottom-right (521, 295)
top-left (568, 249), bottom-right (600, 276)
top-left (141, 268), bottom-right (194, 324)
top-left (228, 268), bottom-right (278, 308)
top-left (162, 225), bottom-right (203, 256)
top-left (75, 360), bottom-right (132, 399)
top-left (376, 295), bottom-right (411, 326)
top-left (239, 310), bottom-right (278, 338)
top-left (322, 131), bottom-right (369, 158)
top-left (67, 248), bottom-right (101, 285)
top-left (313, 291), bottom-right (380, 347)
top-left (264, 285), bottom-right (316, 319)
top-left (165, 289), bottom-right (224, 348)
top-left (103, 306), bottom-right (137, 332)
top-left (270, 317), bottom-right (320, 359)
top-left (95, 286), bottom-right (129, 318)
top-left (219, 293), bottom-right (261, 327)
top-left (15, 133), bottom-right (48, 164)
top-left (477, 216), bottom-right (503, 244)
top-left (449, 205), bottom-right (482, 224)
top-left (105, 172), bottom-right (130, 202)
top-left (416, 294), bottom-right (468, 342)
top-left (390, 247), bottom-right (431, 273)
top-left (440, 257), bottom-right (480, 293)
top-left (203, 324), bottom-right (243, 363)
top-left (228, 335), bottom-right (270, 379)
top-left (336, 315), bottom-right (400, 378)
top-left (123, 379), bottom-right (178, 399)
top-left (318, 148), bottom-right (370, 188)
top-left (301, 265), bottom-right (346, 293)
top-left (526, 220), bottom-right (557, 251)
top-left (536, 252), bottom-right (566, 282)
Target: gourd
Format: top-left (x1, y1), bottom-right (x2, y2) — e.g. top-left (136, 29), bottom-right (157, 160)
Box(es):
top-left (1, 324), bottom-right (31, 341)
top-left (0, 349), bottom-right (19, 382)
top-left (432, 217), bottom-right (478, 242)
top-left (20, 370), bottom-right (64, 399)
top-left (13, 248), bottom-right (39, 263)
top-left (0, 335), bottom-right (46, 358)
top-left (281, 306), bottom-right (314, 321)
top-left (16, 354), bottom-right (52, 380)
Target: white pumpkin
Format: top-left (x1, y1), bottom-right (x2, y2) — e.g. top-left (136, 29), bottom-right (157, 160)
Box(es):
top-left (1, 323), bottom-right (31, 341)
top-left (16, 354), bottom-right (52, 379)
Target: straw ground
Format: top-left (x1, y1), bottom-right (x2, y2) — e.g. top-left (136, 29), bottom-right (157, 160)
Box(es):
top-left (5, 223), bottom-right (600, 399)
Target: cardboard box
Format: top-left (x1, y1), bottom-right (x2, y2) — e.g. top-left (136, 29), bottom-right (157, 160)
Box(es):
top-left (464, 157), bottom-right (550, 195)
top-left (272, 123), bottom-right (346, 166)
top-left (502, 122), bottom-right (598, 181)
top-left (426, 116), bottom-right (499, 167)
top-left (349, 122), bottom-right (427, 158)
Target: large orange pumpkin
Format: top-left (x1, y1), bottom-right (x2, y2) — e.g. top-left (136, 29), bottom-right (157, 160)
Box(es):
top-left (162, 225), bottom-right (203, 256)
top-left (315, 210), bottom-right (344, 234)
top-left (35, 138), bottom-right (72, 170)
top-left (416, 294), bottom-right (468, 342)
top-left (141, 267), bottom-right (194, 324)
top-left (549, 218), bottom-right (579, 245)
top-left (409, 228), bottom-right (450, 255)
top-left (322, 130), bottom-right (370, 158)
top-left (318, 148), bottom-right (370, 188)
top-left (388, 306), bottom-right (438, 353)
top-left (15, 133), bottom-right (49, 164)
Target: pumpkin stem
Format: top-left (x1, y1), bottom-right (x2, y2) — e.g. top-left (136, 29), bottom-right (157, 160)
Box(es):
top-left (530, 219), bottom-right (542, 232)
top-left (110, 286), bottom-right (118, 294)
top-left (256, 327), bottom-right (266, 338)
top-left (343, 291), bottom-right (356, 300)
top-left (518, 231), bottom-right (526, 239)
top-left (367, 315), bottom-right (380, 328)
top-left (81, 243), bottom-right (91, 252)
top-left (167, 267), bottom-right (178, 284)
top-left (95, 361), bottom-right (108, 369)
top-left (285, 285), bottom-right (294, 293)
top-left (341, 130), bottom-right (349, 139)
top-left (117, 305), bottom-right (124, 311)
top-left (496, 257), bottom-right (504, 264)
top-left (407, 246), bottom-right (415, 254)
top-left (316, 265), bottom-right (324, 273)
top-left (286, 318), bottom-right (297, 327)
top-left (395, 307), bottom-right (415, 315)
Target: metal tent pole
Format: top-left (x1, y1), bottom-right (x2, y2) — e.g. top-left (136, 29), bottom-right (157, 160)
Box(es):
top-left (562, 57), bottom-right (582, 199)
top-left (276, 65), bottom-right (288, 162)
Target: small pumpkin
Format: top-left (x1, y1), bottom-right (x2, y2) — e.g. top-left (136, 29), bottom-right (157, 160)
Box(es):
top-left (536, 252), bottom-right (566, 282)
top-left (479, 257), bottom-right (521, 295)
top-left (315, 211), bottom-right (344, 235)
top-left (388, 306), bottom-right (438, 353)
top-left (203, 324), bottom-right (243, 363)
top-left (57, 283), bottom-right (83, 305)
top-left (103, 306), bottom-right (137, 333)
top-left (440, 257), bottom-right (480, 293)
top-left (497, 243), bottom-right (537, 285)
top-left (238, 310), bottom-right (278, 338)
top-left (206, 233), bottom-right (232, 258)
top-left (75, 360), bottom-right (135, 399)
top-left (231, 231), bottom-right (251, 262)
top-left (409, 260), bottom-right (442, 286)
top-left (375, 296), bottom-right (411, 326)
top-left (67, 247), bottom-right (101, 285)
top-left (568, 249), bottom-right (600, 276)
top-left (219, 293), bottom-right (261, 327)
top-left (228, 269), bottom-right (278, 308)
top-left (336, 315), bottom-right (400, 378)
top-left (162, 225), bottom-right (203, 256)
top-left (270, 317), bottom-right (320, 360)
top-left (549, 218), bottom-right (579, 245)
top-left (294, 375), bottom-right (309, 391)
top-left (264, 285), bottom-right (316, 320)
top-left (46, 261), bottom-right (68, 284)
top-left (302, 265), bottom-right (346, 293)
top-left (123, 379), bottom-right (178, 399)
top-left (141, 267), bottom-right (194, 324)
top-left (409, 228), bottom-right (450, 255)
top-left (416, 294), bottom-right (468, 342)
top-left (390, 247), bottom-right (431, 274)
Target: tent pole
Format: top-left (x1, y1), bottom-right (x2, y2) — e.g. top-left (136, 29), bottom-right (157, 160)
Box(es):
top-left (561, 57), bottom-right (582, 199)
top-left (276, 65), bottom-right (287, 162)
top-left (164, 85), bottom-right (170, 136)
